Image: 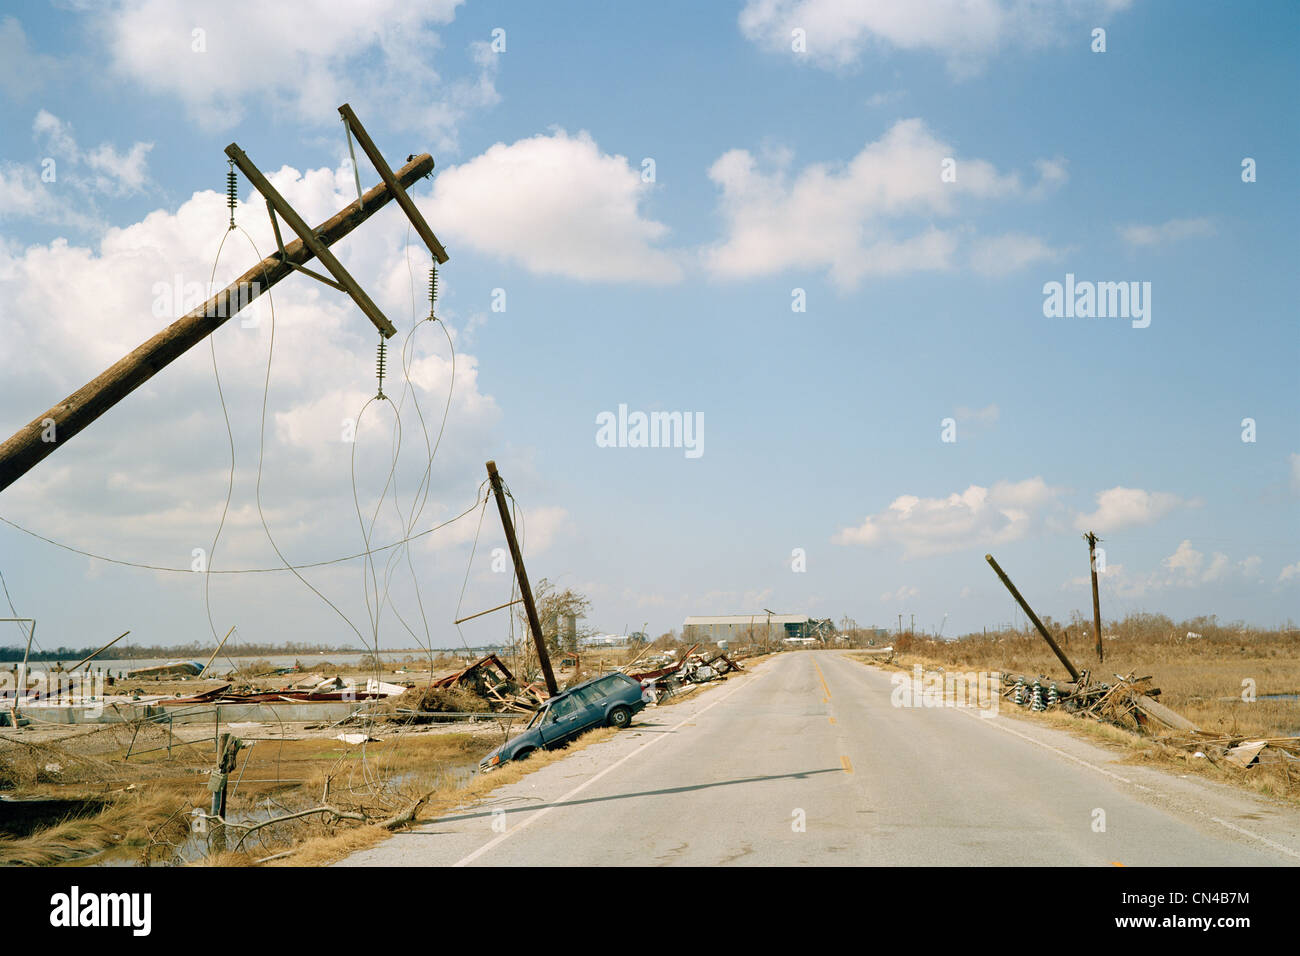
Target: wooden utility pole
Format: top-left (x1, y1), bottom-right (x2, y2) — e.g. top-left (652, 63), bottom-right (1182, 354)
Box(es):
top-left (485, 461), bottom-right (557, 697)
top-left (0, 153), bottom-right (435, 495)
top-left (984, 554), bottom-right (1080, 681)
top-left (1085, 531), bottom-right (1104, 663)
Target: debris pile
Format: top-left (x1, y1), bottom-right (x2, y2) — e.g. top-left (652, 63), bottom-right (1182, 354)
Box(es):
top-left (627, 645), bottom-right (743, 702)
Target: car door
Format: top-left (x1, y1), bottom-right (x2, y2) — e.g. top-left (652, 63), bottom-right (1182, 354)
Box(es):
top-left (539, 694), bottom-right (587, 747)
top-left (569, 684), bottom-right (610, 727)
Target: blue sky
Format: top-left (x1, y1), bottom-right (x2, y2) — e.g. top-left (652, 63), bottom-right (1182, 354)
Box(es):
top-left (0, 0), bottom-right (1296, 656)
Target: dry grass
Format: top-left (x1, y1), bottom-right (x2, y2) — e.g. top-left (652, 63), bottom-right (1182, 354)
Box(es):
top-left (893, 618), bottom-right (1300, 740)
top-left (253, 726), bottom-right (621, 866)
top-left (0, 790), bottom-right (189, 866)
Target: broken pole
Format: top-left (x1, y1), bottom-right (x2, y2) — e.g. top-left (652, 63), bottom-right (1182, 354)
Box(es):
top-left (984, 553), bottom-right (1080, 682)
top-left (0, 153), bottom-right (434, 495)
top-left (68, 630), bottom-right (130, 672)
top-left (1085, 531), bottom-right (1104, 664)
top-left (485, 460), bottom-right (558, 697)
top-left (199, 625), bottom-right (237, 679)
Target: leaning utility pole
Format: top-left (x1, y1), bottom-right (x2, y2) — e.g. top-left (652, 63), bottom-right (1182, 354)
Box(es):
top-left (485, 461), bottom-right (558, 697)
top-left (0, 105), bottom-right (444, 495)
top-left (984, 553), bottom-right (1080, 682)
top-left (1084, 531), bottom-right (1104, 663)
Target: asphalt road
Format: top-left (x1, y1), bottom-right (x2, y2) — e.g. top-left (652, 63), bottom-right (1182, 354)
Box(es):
top-left (340, 652), bottom-right (1300, 866)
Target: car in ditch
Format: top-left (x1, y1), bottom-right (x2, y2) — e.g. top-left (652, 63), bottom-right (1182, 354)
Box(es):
top-left (478, 671), bottom-right (649, 772)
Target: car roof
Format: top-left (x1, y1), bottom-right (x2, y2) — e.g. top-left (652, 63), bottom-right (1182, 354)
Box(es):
top-left (553, 670), bottom-right (627, 699)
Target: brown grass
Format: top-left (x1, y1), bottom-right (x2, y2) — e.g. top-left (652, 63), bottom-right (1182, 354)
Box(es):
top-left (0, 790), bottom-right (189, 866)
top-left (255, 726), bottom-right (621, 867)
top-left (892, 617), bottom-right (1300, 740)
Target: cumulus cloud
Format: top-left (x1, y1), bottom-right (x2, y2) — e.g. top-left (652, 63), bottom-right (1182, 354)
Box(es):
top-left (835, 476), bottom-right (1061, 557)
top-left (739, 0), bottom-right (1133, 75)
top-left (969, 232), bottom-right (1061, 276)
top-left (0, 160), bottom-right (556, 646)
top-left (0, 112), bottom-right (154, 231)
top-left (1073, 487), bottom-right (1186, 532)
top-left (93, 0), bottom-right (495, 150)
top-left (881, 585), bottom-right (919, 603)
top-left (33, 111), bottom-right (153, 197)
top-left (426, 130), bottom-right (683, 283)
top-left (704, 119), bottom-right (1062, 288)
top-left (1118, 217), bottom-right (1215, 247)
top-left (1069, 541), bottom-right (1265, 597)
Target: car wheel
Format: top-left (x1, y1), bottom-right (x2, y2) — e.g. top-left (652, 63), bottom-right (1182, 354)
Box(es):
top-left (513, 747), bottom-right (536, 762)
top-left (608, 706), bottom-right (632, 729)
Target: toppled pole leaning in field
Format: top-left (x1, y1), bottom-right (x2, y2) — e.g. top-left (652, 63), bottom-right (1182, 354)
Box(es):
top-left (984, 553), bottom-right (1080, 682)
top-left (0, 152), bottom-right (437, 495)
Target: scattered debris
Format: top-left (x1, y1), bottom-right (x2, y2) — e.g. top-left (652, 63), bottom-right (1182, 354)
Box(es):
top-left (334, 733), bottom-right (377, 745)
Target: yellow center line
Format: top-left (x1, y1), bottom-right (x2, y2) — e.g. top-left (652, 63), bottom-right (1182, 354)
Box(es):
top-left (812, 658), bottom-right (832, 700)
top-left (828, 717), bottom-right (836, 725)
top-left (840, 755), bottom-right (854, 774)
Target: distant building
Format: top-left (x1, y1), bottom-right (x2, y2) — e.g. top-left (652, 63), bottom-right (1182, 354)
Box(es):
top-left (683, 614), bottom-right (824, 643)
top-left (578, 634), bottom-right (629, 648)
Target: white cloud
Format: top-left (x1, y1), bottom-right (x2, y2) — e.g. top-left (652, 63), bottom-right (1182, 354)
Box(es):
top-left (93, 0), bottom-right (495, 151)
top-left (426, 130), bottom-right (683, 283)
top-left (34, 111), bottom-right (154, 197)
top-left (969, 232), bottom-right (1060, 276)
top-left (1066, 541), bottom-right (1262, 597)
top-left (836, 476), bottom-right (1061, 557)
top-left (0, 111), bottom-right (154, 232)
top-left (739, 0), bottom-right (1133, 75)
top-left (1289, 453), bottom-right (1300, 493)
top-left (0, 160), bottom-right (512, 610)
top-left (704, 119), bottom-right (1061, 288)
top-left (0, 165), bottom-right (101, 231)
top-left (1118, 217), bottom-right (1214, 247)
top-left (881, 585), bottom-right (919, 603)
top-left (1073, 486), bottom-right (1185, 532)
top-left (1280, 561), bottom-right (1300, 584)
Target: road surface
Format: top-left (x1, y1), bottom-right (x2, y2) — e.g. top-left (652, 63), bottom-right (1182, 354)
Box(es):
top-left (340, 652), bottom-right (1300, 866)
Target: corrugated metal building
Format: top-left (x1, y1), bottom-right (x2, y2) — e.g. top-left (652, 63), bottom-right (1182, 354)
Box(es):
top-left (682, 614), bottom-right (813, 643)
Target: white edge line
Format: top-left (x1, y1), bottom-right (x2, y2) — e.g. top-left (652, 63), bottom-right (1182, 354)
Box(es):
top-left (956, 702), bottom-right (1300, 862)
top-left (452, 671), bottom-right (764, 867)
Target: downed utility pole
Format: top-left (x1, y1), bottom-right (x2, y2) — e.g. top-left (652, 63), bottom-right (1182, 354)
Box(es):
top-left (485, 460), bottom-right (558, 697)
top-left (984, 553), bottom-right (1080, 682)
top-left (68, 629), bottom-right (130, 672)
top-left (0, 149), bottom-right (436, 495)
top-left (1084, 531), bottom-right (1104, 663)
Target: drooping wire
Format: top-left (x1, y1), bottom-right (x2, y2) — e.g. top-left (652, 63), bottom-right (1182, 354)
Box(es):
top-left (0, 568), bottom-right (43, 656)
top-left (204, 226), bottom-right (239, 653)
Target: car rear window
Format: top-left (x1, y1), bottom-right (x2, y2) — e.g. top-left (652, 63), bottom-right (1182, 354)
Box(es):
top-left (589, 673), bottom-right (634, 697)
top-left (571, 685), bottom-right (606, 707)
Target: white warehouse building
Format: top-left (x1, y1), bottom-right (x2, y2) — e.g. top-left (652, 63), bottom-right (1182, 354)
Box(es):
top-left (682, 614), bottom-right (819, 644)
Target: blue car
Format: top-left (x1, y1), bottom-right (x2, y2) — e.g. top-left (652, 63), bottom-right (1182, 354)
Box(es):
top-left (479, 671), bottom-right (648, 771)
